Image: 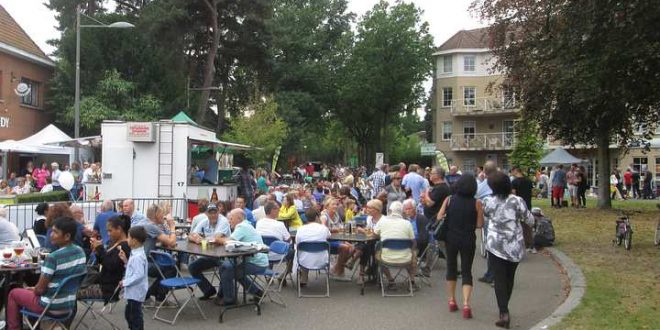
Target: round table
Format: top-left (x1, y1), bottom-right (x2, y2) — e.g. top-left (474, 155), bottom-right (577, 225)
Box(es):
top-left (1, 263), bottom-right (41, 320)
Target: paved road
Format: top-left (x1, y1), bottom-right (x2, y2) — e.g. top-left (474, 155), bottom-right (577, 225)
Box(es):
top-left (72, 252), bottom-right (563, 330)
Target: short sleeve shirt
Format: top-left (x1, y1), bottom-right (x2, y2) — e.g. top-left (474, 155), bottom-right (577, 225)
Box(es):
top-left (230, 221), bottom-right (269, 267)
top-left (423, 183), bottom-right (451, 219)
top-left (401, 172), bottom-right (429, 203)
top-left (374, 216), bottom-right (414, 264)
top-left (192, 215), bottom-right (231, 238)
top-left (40, 244), bottom-right (86, 310)
top-left (137, 223), bottom-right (164, 255)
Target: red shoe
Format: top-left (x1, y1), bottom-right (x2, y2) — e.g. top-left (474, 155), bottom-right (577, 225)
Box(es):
top-left (463, 305), bottom-right (473, 319)
top-left (448, 299), bottom-right (458, 312)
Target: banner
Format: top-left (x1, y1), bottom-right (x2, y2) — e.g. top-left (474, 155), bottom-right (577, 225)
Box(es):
top-left (271, 146), bottom-right (282, 172)
top-left (435, 150), bottom-right (449, 172)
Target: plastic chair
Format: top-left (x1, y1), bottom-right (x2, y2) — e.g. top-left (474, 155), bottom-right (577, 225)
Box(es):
top-left (378, 239), bottom-right (415, 297)
top-left (73, 285), bottom-right (122, 330)
top-left (261, 235), bottom-right (279, 247)
top-left (36, 235), bottom-right (48, 248)
top-left (296, 241), bottom-right (330, 298)
top-left (19, 271), bottom-right (87, 330)
top-left (248, 240), bottom-right (290, 307)
top-left (150, 250), bottom-right (207, 325)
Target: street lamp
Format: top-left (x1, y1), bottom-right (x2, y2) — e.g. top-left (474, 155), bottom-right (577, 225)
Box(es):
top-left (74, 5), bottom-right (134, 161)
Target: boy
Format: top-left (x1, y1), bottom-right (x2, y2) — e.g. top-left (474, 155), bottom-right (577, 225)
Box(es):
top-left (121, 226), bottom-right (149, 330)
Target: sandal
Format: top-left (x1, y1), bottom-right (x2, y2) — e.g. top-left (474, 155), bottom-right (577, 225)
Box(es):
top-left (448, 299), bottom-right (458, 312)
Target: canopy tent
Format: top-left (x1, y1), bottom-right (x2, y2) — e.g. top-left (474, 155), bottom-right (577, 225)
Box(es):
top-left (45, 136), bottom-right (102, 148)
top-left (171, 111), bottom-right (197, 125)
top-left (539, 148), bottom-right (583, 166)
top-left (18, 124), bottom-right (72, 145)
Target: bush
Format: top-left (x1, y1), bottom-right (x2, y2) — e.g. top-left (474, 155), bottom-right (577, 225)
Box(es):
top-left (16, 191), bottom-right (70, 204)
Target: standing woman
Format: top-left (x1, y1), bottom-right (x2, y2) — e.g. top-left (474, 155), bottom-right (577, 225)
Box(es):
top-left (576, 166), bottom-right (588, 208)
top-left (33, 162), bottom-right (50, 191)
top-left (482, 172), bottom-right (535, 328)
top-left (437, 174), bottom-right (483, 319)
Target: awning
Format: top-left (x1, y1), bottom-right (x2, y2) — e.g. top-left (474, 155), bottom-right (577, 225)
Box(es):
top-left (187, 125), bottom-right (256, 150)
top-left (45, 136), bottom-right (102, 148)
top-left (0, 140), bottom-right (71, 155)
top-left (539, 148), bottom-right (584, 166)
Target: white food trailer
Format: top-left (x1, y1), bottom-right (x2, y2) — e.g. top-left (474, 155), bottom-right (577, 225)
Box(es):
top-left (99, 120), bottom-right (252, 201)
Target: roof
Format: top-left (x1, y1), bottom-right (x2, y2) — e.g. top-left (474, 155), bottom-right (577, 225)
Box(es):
top-left (435, 27), bottom-right (490, 54)
top-left (171, 111), bottom-right (197, 125)
top-left (539, 148), bottom-right (584, 166)
top-left (0, 4), bottom-right (54, 67)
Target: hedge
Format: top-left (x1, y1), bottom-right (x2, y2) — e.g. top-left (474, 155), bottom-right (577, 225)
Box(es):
top-left (16, 191), bottom-right (70, 204)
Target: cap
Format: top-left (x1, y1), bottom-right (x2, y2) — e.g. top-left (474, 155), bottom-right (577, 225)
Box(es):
top-left (206, 204), bottom-right (219, 212)
top-left (531, 207), bottom-right (543, 216)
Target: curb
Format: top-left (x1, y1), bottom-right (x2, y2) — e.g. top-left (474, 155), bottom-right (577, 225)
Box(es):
top-left (528, 247), bottom-right (585, 330)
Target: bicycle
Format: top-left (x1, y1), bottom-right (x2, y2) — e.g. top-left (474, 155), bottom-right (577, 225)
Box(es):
top-left (654, 204), bottom-right (660, 246)
top-left (613, 211), bottom-right (633, 250)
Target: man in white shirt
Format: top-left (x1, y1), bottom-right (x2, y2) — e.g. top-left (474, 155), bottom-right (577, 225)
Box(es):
top-left (81, 162), bottom-right (95, 184)
top-left (11, 178), bottom-right (30, 195)
top-left (51, 162), bottom-right (63, 191)
top-left (294, 208), bottom-right (331, 286)
top-left (256, 201), bottom-right (291, 260)
top-left (0, 206), bottom-right (20, 245)
top-left (374, 201), bottom-right (417, 287)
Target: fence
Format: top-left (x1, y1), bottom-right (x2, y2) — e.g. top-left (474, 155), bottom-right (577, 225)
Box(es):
top-left (5, 198), bottom-right (189, 232)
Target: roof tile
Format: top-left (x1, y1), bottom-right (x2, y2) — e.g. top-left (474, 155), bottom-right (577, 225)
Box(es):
top-left (437, 27), bottom-right (490, 52)
top-left (0, 4), bottom-right (50, 61)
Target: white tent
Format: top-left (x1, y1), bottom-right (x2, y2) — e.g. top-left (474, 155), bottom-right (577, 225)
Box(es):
top-left (18, 124), bottom-right (72, 146)
top-left (539, 148), bottom-right (583, 166)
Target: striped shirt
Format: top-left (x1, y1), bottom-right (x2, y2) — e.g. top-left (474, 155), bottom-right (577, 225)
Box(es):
top-left (40, 244), bottom-right (86, 310)
top-left (368, 170), bottom-right (387, 195)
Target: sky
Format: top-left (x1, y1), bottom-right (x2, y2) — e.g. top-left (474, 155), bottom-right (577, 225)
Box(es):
top-left (1, 0), bottom-right (486, 57)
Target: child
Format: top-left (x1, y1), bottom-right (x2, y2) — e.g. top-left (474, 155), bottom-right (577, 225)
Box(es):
top-left (121, 226), bottom-right (149, 330)
top-left (344, 198), bottom-right (356, 222)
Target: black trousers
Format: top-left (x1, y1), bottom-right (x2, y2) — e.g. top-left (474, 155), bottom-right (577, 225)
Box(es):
top-left (577, 186), bottom-right (587, 206)
top-left (489, 254), bottom-right (519, 314)
top-left (445, 236), bottom-right (476, 286)
top-left (125, 299), bottom-right (144, 330)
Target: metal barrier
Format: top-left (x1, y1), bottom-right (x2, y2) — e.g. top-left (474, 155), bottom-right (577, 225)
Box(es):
top-left (5, 197), bottom-right (189, 233)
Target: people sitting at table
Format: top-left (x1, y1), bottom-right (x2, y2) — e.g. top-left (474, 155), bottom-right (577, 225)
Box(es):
top-left (94, 200), bottom-right (120, 246)
top-left (402, 199), bottom-right (431, 275)
top-left (190, 198), bottom-right (210, 230)
top-left (6, 217), bottom-right (87, 330)
top-left (235, 196), bottom-right (256, 226)
top-left (374, 201), bottom-right (418, 289)
top-left (133, 204), bottom-right (177, 306)
top-left (347, 199), bottom-right (383, 284)
top-left (187, 203), bottom-right (231, 300)
top-left (11, 177), bottom-right (31, 195)
top-left (123, 199), bottom-right (147, 226)
top-left (214, 209), bottom-right (267, 306)
top-left (256, 201), bottom-right (293, 280)
top-left (79, 215), bottom-right (131, 301)
top-left (294, 208), bottom-right (331, 287)
top-left (33, 202), bottom-right (49, 236)
top-left (319, 197), bottom-right (353, 277)
top-left (278, 193), bottom-right (303, 230)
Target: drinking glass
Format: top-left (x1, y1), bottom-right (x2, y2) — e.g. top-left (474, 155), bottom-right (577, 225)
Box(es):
top-left (2, 246), bottom-right (13, 262)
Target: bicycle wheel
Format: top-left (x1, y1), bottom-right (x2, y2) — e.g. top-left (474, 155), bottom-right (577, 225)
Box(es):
top-left (479, 227), bottom-right (487, 258)
top-left (654, 223), bottom-right (660, 246)
top-left (624, 230), bottom-right (632, 250)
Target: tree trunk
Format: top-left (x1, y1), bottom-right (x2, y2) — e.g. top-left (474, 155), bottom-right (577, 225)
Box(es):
top-left (197, 0), bottom-right (221, 124)
top-left (596, 130), bottom-right (612, 209)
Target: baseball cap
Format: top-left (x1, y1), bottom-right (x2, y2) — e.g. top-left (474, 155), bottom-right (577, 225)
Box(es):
top-left (206, 204), bottom-right (218, 212)
top-left (531, 207), bottom-right (543, 216)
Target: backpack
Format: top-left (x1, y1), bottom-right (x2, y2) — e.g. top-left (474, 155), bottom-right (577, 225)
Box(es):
top-left (535, 217), bottom-right (555, 244)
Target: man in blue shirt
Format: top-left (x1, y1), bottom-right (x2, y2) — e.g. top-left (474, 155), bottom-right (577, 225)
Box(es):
top-left (94, 200), bottom-right (120, 246)
top-left (235, 196), bottom-right (255, 226)
top-left (123, 199), bottom-right (147, 226)
top-left (402, 164), bottom-right (430, 205)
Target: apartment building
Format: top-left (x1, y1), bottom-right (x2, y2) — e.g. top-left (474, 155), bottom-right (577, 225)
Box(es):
top-left (432, 28), bottom-right (659, 193)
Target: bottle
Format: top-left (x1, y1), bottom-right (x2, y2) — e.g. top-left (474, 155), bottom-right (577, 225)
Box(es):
top-left (211, 188), bottom-right (218, 203)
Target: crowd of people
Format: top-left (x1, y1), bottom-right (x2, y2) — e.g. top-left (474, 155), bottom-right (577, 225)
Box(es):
top-left (0, 161), bottom-right (103, 197)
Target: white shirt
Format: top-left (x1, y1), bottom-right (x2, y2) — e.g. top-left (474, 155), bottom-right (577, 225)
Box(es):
top-left (256, 217), bottom-right (291, 260)
top-left (374, 215), bottom-right (414, 264)
top-left (293, 199), bottom-right (304, 211)
top-left (252, 207), bottom-right (266, 222)
top-left (0, 218), bottom-right (20, 245)
top-left (294, 222), bottom-right (330, 272)
top-left (82, 168), bottom-right (94, 183)
top-left (12, 185), bottom-right (30, 195)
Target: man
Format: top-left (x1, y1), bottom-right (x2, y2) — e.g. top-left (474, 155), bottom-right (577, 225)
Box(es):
top-left (123, 199), bottom-right (147, 226)
top-left (402, 199), bottom-right (430, 273)
top-left (374, 201), bottom-right (418, 288)
top-left (256, 200), bottom-right (292, 279)
top-left (6, 217), bottom-right (86, 330)
top-left (367, 164), bottom-right (388, 197)
top-left (631, 168), bottom-right (641, 199)
top-left (511, 167), bottom-right (533, 210)
top-left (251, 195), bottom-right (269, 222)
top-left (551, 164), bottom-right (567, 208)
top-left (623, 168), bottom-right (633, 199)
top-left (421, 167), bottom-right (451, 221)
top-left (81, 162), bottom-right (95, 184)
top-left (401, 164), bottom-right (430, 206)
top-left (94, 200), bottom-right (120, 246)
top-left (445, 166), bottom-right (462, 191)
top-left (50, 163), bottom-right (63, 191)
top-left (0, 206), bottom-right (19, 245)
top-left (214, 209), bottom-right (267, 306)
top-left (11, 178), bottom-right (30, 195)
top-left (238, 167), bottom-right (256, 209)
top-left (475, 160), bottom-right (498, 285)
top-left (235, 196), bottom-right (256, 226)
top-left (566, 164), bottom-right (578, 207)
top-left (187, 203), bottom-right (232, 300)
top-left (202, 150), bottom-right (218, 184)
top-left (294, 208), bottom-right (331, 287)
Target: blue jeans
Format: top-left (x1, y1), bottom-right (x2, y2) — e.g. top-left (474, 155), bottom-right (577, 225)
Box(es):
top-left (219, 260), bottom-right (265, 304)
top-left (125, 299), bottom-right (143, 330)
top-left (148, 262), bottom-right (176, 301)
top-left (188, 257), bottom-right (220, 296)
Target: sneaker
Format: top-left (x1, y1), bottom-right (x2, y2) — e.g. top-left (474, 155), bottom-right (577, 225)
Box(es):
top-left (478, 276), bottom-right (494, 284)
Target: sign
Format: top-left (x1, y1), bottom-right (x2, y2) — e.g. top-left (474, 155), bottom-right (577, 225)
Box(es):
top-left (0, 117), bottom-right (9, 128)
top-left (420, 143), bottom-right (436, 156)
top-left (127, 122), bottom-right (155, 142)
top-left (375, 152), bottom-right (384, 168)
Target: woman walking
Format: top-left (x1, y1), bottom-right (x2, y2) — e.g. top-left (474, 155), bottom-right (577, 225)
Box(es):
top-left (437, 174), bottom-right (483, 319)
top-left (482, 172), bottom-right (535, 328)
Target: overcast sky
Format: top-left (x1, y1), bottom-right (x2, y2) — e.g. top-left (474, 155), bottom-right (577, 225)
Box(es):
top-left (2, 0), bottom-right (485, 57)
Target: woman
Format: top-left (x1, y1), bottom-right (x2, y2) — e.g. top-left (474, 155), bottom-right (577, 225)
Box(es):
top-left (20, 161), bottom-right (34, 177)
top-left (437, 174), bottom-right (483, 319)
top-left (0, 180), bottom-right (11, 195)
top-left (278, 192), bottom-right (303, 229)
top-left (319, 197), bottom-right (353, 277)
top-left (382, 173), bottom-right (406, 209)
top-left (33, 162), bottom-right (50, 191)
top-left (33, 203), bottom-right (49, 235)
top-left (482, 172), bottom-right (535, 328)
top-left (78, 215), bottom-right (131, 301)
top-left (642, 170), bottom-right (654, 199)
top-left (576, 166), bottom-right (588, 208)
top-left (610, 170), bottom-right (620, 200)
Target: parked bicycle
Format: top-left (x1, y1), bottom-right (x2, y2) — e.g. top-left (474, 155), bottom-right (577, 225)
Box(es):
top-left (613, 211), bottom-right (633, 250)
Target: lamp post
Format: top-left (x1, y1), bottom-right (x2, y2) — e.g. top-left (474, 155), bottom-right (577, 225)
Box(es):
top-left (74, 5), bottom-right (134, 161)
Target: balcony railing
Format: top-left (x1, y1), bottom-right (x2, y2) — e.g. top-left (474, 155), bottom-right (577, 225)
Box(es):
top-left (450, 132), bottom-right (517, 151)
top-left (448, 97), bottom-right (520, 116)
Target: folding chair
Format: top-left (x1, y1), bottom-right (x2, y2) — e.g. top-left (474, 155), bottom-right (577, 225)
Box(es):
top-left (19, 271), bottom-right (87, 330)
top-left (247, 240), bottom-right (290, 307)
top-left (416, 239), bottom-right (445, 286)
top-left (296, 241), bottom-right (330, 298)
top-left (261, 235), bottom-right (293, 290)
top-left (150, 250), bottom-right (207, 325)
top-left (378, 239), bottom-right (415, 297)
top-left (73, 285), bottom-right (122, 330)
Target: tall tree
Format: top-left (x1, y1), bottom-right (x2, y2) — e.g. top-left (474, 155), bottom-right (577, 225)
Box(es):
top-left (335, 0), bottom-right (434, 165)
top-left (472, 0), bottom-right (660, 208)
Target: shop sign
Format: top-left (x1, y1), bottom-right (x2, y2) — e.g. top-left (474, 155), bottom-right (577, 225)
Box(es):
top-left (420, 143), bottom-right (436, 156)
top-left (127, 122), bottom-right (155, 142)
top-left (0, 117), bottom-right (9, 128)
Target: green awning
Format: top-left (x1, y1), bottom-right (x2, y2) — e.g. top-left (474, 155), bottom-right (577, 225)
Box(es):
top-left (171, 111), bottom-right (197, 125)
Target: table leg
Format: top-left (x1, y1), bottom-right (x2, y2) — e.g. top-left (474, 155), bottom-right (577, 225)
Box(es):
top-left (217, 256), bottom-right (261, 323)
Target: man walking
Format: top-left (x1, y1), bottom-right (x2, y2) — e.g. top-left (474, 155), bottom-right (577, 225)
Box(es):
top-left (551, 164), bottom-right (566, 208)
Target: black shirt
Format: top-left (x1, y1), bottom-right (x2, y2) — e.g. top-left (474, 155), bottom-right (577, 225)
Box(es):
top-left (95, 241), bottom-right (131, 299)
top-left (512, 176), bottom-right (533, 210)
top-left (423, 182), bottom-right (451, 220)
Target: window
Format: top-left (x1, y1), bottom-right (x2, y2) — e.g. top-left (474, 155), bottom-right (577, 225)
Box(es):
top-left (442, 121), bottom-right (453, 141)
top-left (463, 120), bottom-right (476, 139)
top-left (463, 87), bottom-right (476, 106)
top-left (19, 78), bottom-right (40, 107)
top-left (655, 158), bottom-right (660, 183)
top-left (463, 158), bottom-right (476, 173)
top-left (463, 55), bottom-right (475, 72)
top-left (632, 157), bottom-right (648, 172)
top-left (442, 87), bottom-right (452, 107)
top-left (443, 56), bottom-right (452, 73)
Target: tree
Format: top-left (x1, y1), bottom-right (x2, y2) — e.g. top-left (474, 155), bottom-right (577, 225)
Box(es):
top-left (472, 0), bottom-right (660, 208)
top-left (508, 121), bottom-right (544, 177)
top-left (222, 98), bottom-right (289, 163)
top-left (335, 0), bottom-right (434, 165)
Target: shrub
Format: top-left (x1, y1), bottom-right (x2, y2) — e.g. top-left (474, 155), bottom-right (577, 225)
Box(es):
top-left (16, 191), bottom-right (70, 204)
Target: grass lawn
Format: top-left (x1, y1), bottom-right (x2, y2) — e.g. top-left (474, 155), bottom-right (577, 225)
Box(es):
top-left (534, 198), bottom-right (660, 329)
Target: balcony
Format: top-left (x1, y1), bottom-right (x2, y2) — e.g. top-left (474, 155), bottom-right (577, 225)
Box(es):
top-left (449, 97), bottom-right (520, 116)
top-left (450, 133), bottom-right (517, 151)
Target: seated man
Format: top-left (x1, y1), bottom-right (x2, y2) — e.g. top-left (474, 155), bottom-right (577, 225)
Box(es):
top-left (349, 199), bottom-right (383, 284)
top-left (6, 217), bottom-right (86, 330)
top-left (214, 209), bottom-right (268, 306)
top-left (187, 203), bottom-right (231, 300)
top-left (256, 201), bottom-right (293, 282)
top-left (402, 199), bottom-right (431, 274)
top-left (374, 201), bottom-right (418, 288)
top-left (294, 208), bottom-right (331, 286)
